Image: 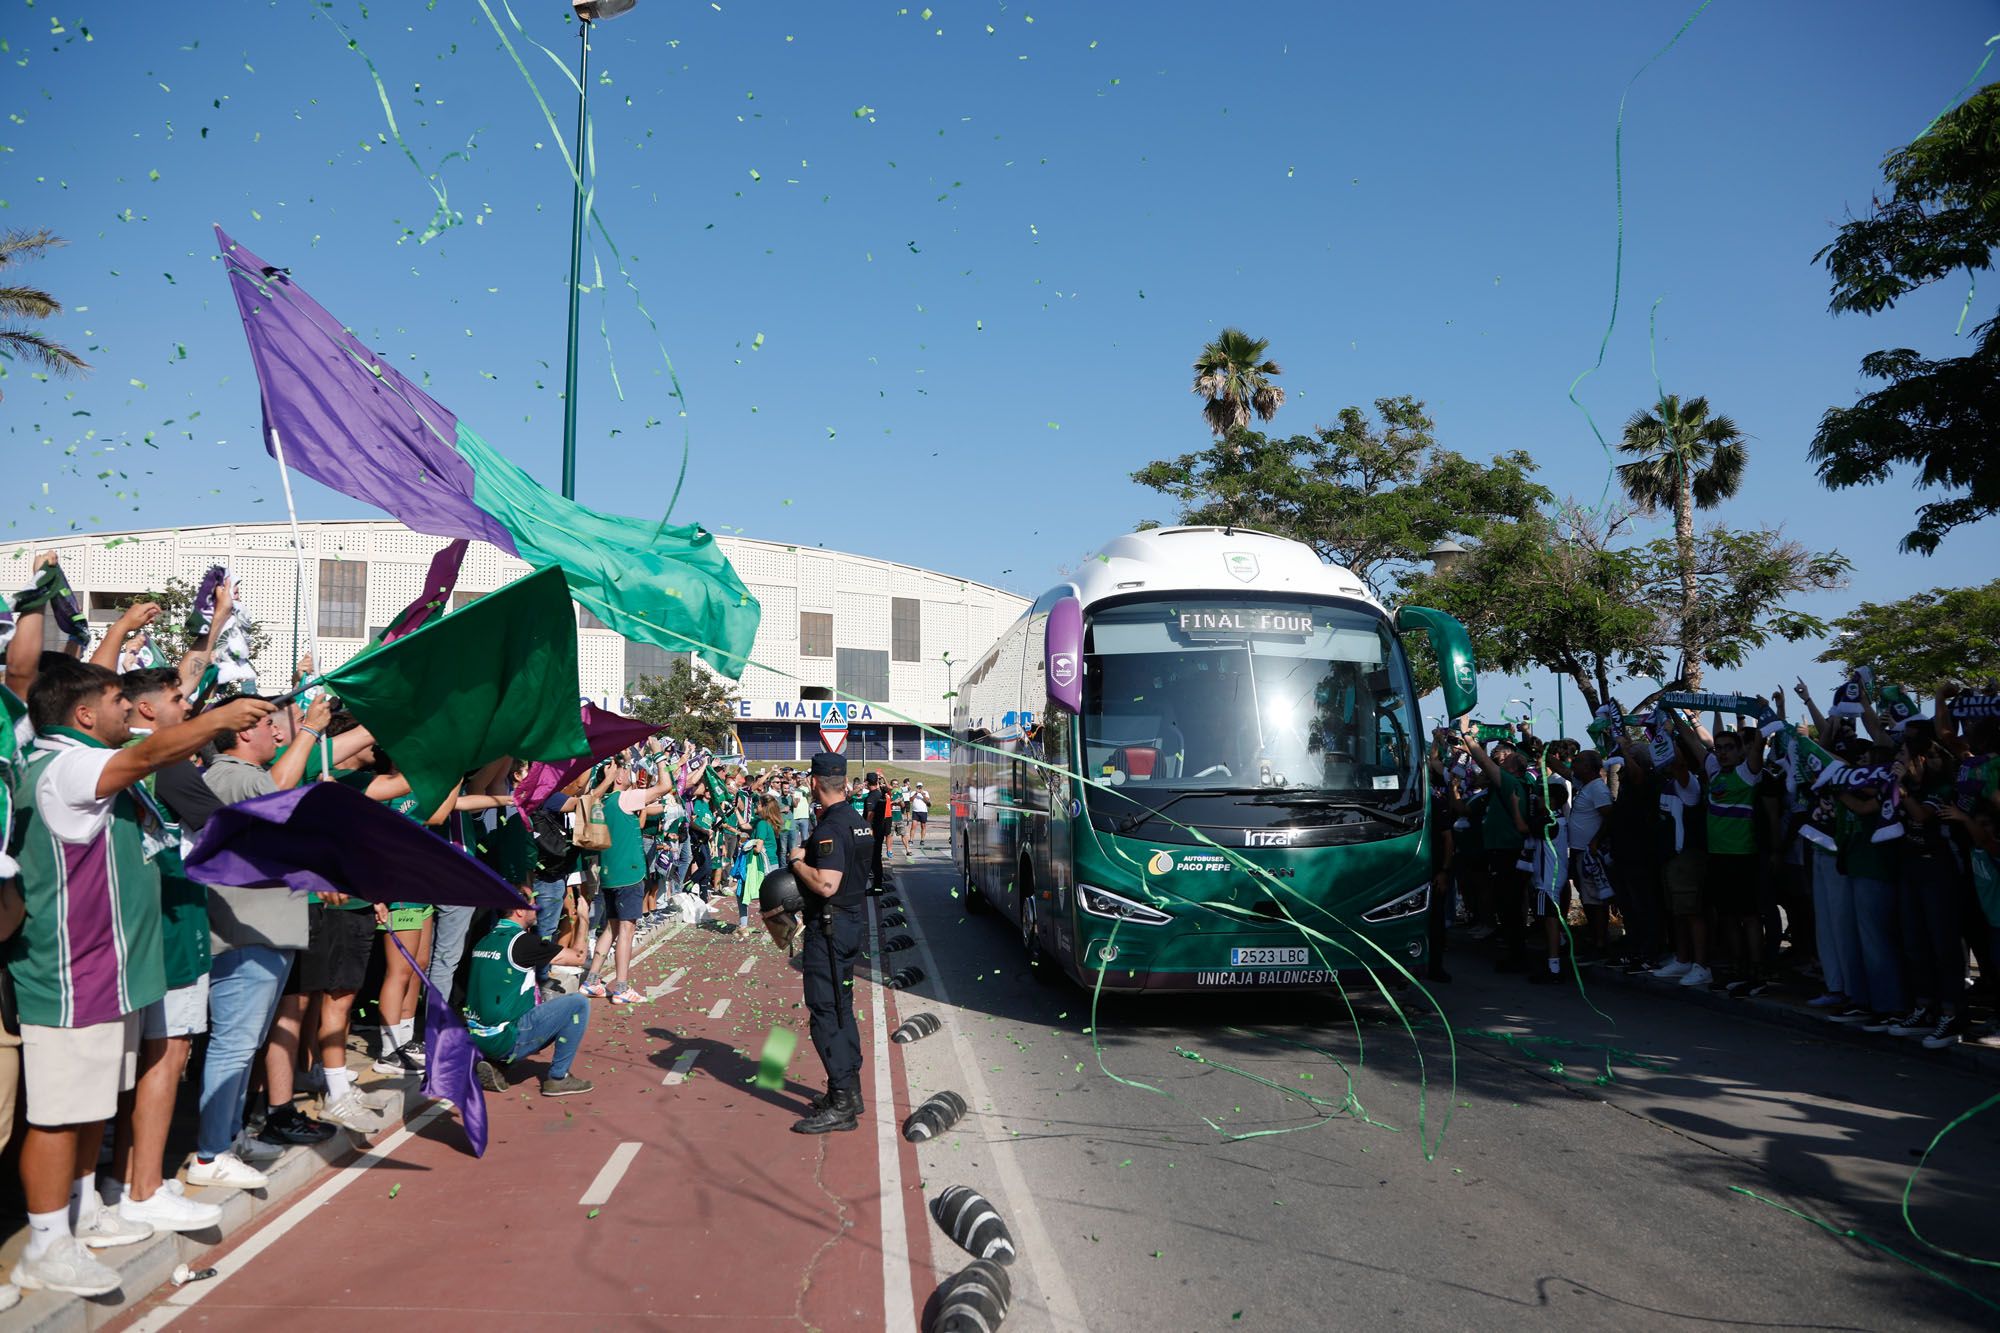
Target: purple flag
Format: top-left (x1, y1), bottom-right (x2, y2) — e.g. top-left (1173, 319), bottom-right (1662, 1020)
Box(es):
top-left (215, 227), bottom-right (513, 551)
top-left (513, 703), bottom-right (664, 812)
top-left (388, 932), bottom-right (489, 1157)
top-left (380, 538), bottom-right (470, 644)
top-left (184, 781), bottom-right (526, 910)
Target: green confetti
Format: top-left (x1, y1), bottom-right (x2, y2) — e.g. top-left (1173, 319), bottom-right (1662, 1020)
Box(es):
top-left (587, 1207), bottom-right (600, 1218)
top-left (388, 1183), bottom-right (400, 1198)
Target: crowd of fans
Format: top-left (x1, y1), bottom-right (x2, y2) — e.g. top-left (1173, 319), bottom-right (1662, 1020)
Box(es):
top-left (0, 552), bottom-right (943, 1305)
top-left (1424, 679), bottom-right (2000, 1054)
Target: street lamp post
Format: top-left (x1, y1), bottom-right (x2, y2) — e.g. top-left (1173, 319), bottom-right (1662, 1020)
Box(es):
top-left (561, 0), bottom-right (636, 500)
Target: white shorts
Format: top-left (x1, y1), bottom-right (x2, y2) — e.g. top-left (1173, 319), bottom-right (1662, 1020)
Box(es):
top-left (143, 975), bottom-right (211, 1040)
top-left (22, 1012), bottom-right (143, 1127)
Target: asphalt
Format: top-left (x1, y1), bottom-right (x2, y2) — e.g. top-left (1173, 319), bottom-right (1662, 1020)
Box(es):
top-left (887, 846), bottom-right (2000, 1332)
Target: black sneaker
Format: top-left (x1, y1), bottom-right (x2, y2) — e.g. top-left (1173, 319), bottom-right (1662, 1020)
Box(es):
top-left (1860, 1012), bottom-right (1899, 1033)
top-left (258, 1105), bottom-right (336, 1147)
top-left (474, 1060), bottom-right (508, 1094)
top-left (540, 1075), bottom-right (593, 1097)
top-left (792, 1088), bottom-right (861, 1134)
top-left (1887, 1006), bottom-right (1935, 1037)
top-left (398, 1039), bottom-right (428, 1072)
top-left (1826, 1005), bottom-right (1872, 1024)
top-left (1921, 1013), bottom-right (1966, 1050)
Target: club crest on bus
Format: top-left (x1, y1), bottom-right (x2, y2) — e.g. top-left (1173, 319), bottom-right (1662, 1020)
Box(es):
top-left (1223, 551), bottom-right (1258, 582)
top-left (1049, 651), bottom-right (1077, 690)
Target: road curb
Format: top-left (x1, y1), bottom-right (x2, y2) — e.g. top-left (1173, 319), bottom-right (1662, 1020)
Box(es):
top-left (1579, 958), bottom-right (2000, 1082)
top-left (10, 1081), bottom-right (435, 1333)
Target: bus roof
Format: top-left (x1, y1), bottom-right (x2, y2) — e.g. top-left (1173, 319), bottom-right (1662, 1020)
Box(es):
top-left (1060, 526), bottom-right (1383, 613)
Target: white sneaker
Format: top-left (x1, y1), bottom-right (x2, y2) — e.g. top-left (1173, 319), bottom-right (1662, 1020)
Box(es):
top-left (0, 1282), bottom-right (18, 1312)
top-left (119, 1188), bottom-right (222, 1233)
top-left (1649, 959), bottom-right (1692, 979)
top-left (233, 1130), bottom-right (285, 1164)
top-left (74, 1208), bottom-right (153, 1249)
top-left (185, 1151), bottom-right (269, 1191)
top-left (320, 1091), bottom-right (387, 1133)
top-left (1680, 964), bottom-right (1714, 987)
top-left (11, 1237), bottom-right (121, 1296)
top-left (356, 1086), bottom-right (400, 1114)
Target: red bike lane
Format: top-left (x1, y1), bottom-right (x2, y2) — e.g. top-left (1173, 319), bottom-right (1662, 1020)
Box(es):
top-left (111, 910), bottom-right (936, 1332)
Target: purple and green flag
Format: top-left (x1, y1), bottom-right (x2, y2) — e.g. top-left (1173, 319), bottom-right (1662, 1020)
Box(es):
top-left (513, 703), bottom-right (664, 813)
top-left (380, 538), bottom-right (470, 645)
top-left (319, 565), bottom-right (591, 816)
top-left (215, 227), bottom-right (760, 678)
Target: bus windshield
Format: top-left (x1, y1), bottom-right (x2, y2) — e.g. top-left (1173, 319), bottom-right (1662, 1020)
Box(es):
top-left (1080, 596), bottom-right (1419, 823)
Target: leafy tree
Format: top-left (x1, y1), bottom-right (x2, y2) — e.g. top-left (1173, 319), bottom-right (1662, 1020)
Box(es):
top-left (1404, 502), bottom-right (1849, 711)
top-left (1190, 328), bottom-right (1285, 439)
top-left (1616, 393), bottom-right (1748, 689)
top-left (1401, 503), bottom-right (1656, 711)
top-left (1817, 579), bottom-right (2000, 686)
top-left (1811, 84), bottom-right (2000, 553)
top-left (121, 577), bottom-right (271, 667)
top-left (1132, 396), bottom-right (1549, 595)
top-left (626, 658), bottom-right (739, 752)
top-left (0, 229), bottom-right (89, 399)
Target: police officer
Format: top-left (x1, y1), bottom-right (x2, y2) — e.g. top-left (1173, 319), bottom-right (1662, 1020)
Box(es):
top-left (785, 751), bottom-right (873, 1134)
top-left (862, 770), bottom-right (893, 893)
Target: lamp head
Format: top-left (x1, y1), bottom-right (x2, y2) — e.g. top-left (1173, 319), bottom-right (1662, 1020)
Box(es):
top-left (573, 0), bottom-right (635, 20)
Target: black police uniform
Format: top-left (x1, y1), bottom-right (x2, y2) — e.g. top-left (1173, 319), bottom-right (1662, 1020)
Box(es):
top-left (862, 781), bottom-right (892, 891)
top-left (799, 783), bottom-right (872, 1105)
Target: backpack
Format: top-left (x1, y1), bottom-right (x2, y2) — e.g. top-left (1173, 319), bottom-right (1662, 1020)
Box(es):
top-left (530, 803), bottom-right (578, 880)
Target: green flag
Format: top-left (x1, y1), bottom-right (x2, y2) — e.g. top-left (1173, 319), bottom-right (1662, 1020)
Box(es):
top-left (322, 565), bottom-right (590, 815)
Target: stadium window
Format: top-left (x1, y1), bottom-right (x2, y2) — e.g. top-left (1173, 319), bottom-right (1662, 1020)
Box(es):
top-left (87, 592), bottom-right (143, 626)
top-left (317, 559), bottom-right (367, 638)
top-left (450, 590), bottom-right (484, 610)
top-left (891, 596), bottom-right (921, 662)
top-left (835, 647), bottom-right (889, 703)
top-left (626, 641), bottom-right (689, 689)
top-left (799, 611), bottom-right (833, 659)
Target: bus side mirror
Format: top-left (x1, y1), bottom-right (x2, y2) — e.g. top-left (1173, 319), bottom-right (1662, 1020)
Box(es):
top-left (1046, 596), bottom-right (1083, 713)
top-left (1395, 606), bottom-right (1478, 720)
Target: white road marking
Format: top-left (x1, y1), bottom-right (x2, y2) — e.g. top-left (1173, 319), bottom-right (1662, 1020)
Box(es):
top-left (663, 1051), bottom-right (700, 1086)
top-left (900, 888), bottom-right (1088, 1330)
top-left (125, 1103), bottom-right (450, 1332)
top-left (631, 921), bottom-right (687, 968)
top-left (646, 966), bottom-right (688, 1001)
top-left (736, 954), bottom-right (757, 974)
top-left (577, 1141), bottom-right (643, 1207)
top-left (869, 899), bottom-right (920, 1333)
top-left (707, 997), bottom-right (731, 1019)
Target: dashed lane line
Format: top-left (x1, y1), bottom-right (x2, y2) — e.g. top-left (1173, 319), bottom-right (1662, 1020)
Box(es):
top-left (577, 1142), bottom-right (643, 1207)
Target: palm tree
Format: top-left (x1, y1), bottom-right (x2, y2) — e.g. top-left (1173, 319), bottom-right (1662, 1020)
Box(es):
top-left (1191, 328), bottom-right (1284, 440)
top-left (1616, 393), bottom-right (1748, 689)
top-left (1, 229), bottom-right (89, 400)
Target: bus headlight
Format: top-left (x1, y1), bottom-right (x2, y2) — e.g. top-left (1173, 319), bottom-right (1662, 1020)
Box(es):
top-left (1078, 884), bottom-right (1173, 926)
top-left (1361, 883), bottom-right (1430, 923)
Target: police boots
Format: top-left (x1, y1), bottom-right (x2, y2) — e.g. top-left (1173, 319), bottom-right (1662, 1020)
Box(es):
top-left (792, 1087), bottom-right (863, 1134)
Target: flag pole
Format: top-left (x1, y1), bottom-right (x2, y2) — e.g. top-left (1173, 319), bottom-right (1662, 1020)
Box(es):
top-left (268, 426), bottom-right (314, 691)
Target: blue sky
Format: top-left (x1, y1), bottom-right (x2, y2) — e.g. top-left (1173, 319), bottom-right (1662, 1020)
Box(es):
top-left (3, 1), bottom-right (1994, 733)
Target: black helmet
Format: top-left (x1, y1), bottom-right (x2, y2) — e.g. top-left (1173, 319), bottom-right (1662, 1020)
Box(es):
top-left (759, 866), bottom-right (804, 916)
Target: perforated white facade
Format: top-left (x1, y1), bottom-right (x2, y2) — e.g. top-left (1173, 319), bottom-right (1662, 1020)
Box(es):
top-left (2, 521), bottom-right (1028, 761)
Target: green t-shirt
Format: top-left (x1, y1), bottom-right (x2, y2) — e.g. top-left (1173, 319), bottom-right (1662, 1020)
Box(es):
top-left (1704, 755), bottom-right (1759, 856)
top-left (1834, 802), bottom-right (1900, 881)
top-left (465, 919), bottom-right (536, 1060)
top-left (1972, 849), bottom-right (2000, 931)
top-left (600, 794), bottom-right (645, 888)
top-left (751, 817), bottom-right (780, 865)
top-left (1481, 770), bottom-right (1527, 851)
top-left (477, 810), bottom-right (536, 888)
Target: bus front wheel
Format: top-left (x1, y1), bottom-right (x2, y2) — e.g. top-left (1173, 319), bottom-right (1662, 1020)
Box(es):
top-left (1019, 869), bottom-right (1058, 984)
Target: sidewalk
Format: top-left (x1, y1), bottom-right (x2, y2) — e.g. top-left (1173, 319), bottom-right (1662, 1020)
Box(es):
top-left (93, 904), bottom-right (935, 1331)
top-left (1448, 926), bottom-right (2000, 1083)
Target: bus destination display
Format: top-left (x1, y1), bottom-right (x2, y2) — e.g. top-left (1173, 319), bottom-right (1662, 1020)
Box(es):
top-left (1175, 608), bottom-right (1315, 637)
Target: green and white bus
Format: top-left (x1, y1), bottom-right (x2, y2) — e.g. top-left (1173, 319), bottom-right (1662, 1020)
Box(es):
top-left (950, 526), bottom-right (1478, 991)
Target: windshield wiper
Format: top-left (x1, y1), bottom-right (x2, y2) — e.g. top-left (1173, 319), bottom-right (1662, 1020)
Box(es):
top-left (1239, 793), bottom-right (1421, 826)
top-left (1104, 787), bottom-right (1270, 832)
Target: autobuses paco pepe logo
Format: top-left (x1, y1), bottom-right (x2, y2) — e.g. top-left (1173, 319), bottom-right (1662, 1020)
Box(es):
top-left (1148, 851), bottom-right (1231, 874)
top-left (1147, 850), bottom-right (1173, 875)
top-left (1223, 551), bottom-right (1259, 583)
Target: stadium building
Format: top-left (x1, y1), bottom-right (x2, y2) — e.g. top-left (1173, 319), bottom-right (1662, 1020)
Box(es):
top-left (2, 520), bottom-right (1029, 764)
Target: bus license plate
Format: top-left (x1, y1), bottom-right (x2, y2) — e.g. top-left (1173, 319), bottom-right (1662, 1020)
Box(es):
top-left (1230, 947), bottom-right (1308, 967)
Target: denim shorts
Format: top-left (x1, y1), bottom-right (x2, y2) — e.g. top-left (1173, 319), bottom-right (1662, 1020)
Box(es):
top-left (142, 975), bottom-right (211, 1040)
top-left (605, 881), bottom-right (645, 922)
